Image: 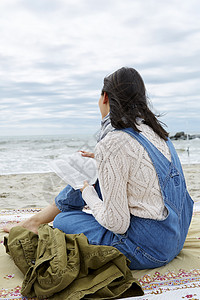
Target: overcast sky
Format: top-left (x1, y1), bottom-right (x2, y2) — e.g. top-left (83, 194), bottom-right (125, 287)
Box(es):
top-left (0, 0), bottom-right (200, 136)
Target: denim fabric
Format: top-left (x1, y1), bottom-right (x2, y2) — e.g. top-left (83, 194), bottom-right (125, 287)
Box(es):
top-left (53, 128), bottom-right (194, 270)
top-left (55, 180), bottom-right (102, 211)
top-left (55, 185), bottom-right (85, 211)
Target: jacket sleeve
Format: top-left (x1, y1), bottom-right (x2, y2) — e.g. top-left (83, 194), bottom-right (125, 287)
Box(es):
top-left (82, 133), bottom-right (130, 234)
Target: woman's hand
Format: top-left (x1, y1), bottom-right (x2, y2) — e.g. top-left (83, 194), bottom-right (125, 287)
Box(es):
top-left (80, 180), bottom-right (89, 192)
top-left (79, 151), bottom-right (94, 192)
top-left (79, 150), bottom-right (94, 158)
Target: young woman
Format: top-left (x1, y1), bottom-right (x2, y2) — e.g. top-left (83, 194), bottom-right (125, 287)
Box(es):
top-left (4, 67), bottom-right (193, 270)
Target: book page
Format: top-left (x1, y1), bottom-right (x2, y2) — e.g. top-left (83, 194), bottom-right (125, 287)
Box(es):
top-left (49, 152), bottom-right (97, 189)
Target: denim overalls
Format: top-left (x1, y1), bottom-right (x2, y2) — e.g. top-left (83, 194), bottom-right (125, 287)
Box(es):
top-left (53, 128), bottom-right (194, 270)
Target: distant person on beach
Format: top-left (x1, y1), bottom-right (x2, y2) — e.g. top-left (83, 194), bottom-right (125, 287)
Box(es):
top-left (4, 67), bottom-right (194, 270)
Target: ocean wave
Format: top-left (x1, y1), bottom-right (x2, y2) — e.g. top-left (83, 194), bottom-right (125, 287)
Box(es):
top-left (0, 134), bottom-right (199, 174)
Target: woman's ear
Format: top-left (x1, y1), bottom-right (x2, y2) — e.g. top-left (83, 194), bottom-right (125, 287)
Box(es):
top-left (103, 92), bottom-right (109, 104)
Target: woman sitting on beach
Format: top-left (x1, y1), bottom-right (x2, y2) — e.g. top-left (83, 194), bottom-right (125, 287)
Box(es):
top-left (4, 67), bottom-right (194, 270)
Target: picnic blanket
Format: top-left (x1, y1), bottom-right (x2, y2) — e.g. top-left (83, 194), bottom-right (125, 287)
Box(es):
top-left (0, 204), bottom-right (200, 300)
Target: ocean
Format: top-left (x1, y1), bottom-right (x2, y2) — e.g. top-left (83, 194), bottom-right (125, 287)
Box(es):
top-left (0, 133), bottom-right (200, 175)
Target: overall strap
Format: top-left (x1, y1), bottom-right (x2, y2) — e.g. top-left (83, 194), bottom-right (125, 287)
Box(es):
top-left (165, 138), bottom-right (183, 172)
top-left (119, 128), bottom-right (186, 213)
top-left (119, 128), bottom-right (172, 176)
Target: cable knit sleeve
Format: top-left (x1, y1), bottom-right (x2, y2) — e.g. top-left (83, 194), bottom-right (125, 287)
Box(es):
top-left (82, 132), bottom-right (130, 234)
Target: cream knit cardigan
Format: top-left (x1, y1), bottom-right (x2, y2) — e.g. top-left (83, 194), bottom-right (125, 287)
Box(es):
top-left (82, 123), bottom-right (171, 234)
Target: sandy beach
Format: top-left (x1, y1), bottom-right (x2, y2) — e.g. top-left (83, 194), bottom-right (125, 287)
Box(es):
top-left (0, 164), bottom-right (200, 209)
top-left (0, 172), bottom-right (67, 209)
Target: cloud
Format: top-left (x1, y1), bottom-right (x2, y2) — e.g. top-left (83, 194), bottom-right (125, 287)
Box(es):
top-left (0, 0), bottom-right (200, 135)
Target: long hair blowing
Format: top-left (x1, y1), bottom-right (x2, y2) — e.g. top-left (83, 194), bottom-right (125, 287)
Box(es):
top-left (102, 67), bottom-right (169, 141)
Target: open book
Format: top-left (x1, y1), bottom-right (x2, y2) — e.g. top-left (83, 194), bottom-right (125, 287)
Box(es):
top-left (49, 152), bottom-right (98, 190)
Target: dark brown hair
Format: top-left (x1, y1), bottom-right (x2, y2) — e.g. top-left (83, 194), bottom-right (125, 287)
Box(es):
top-left (102, 67), bottom-right (168, 141)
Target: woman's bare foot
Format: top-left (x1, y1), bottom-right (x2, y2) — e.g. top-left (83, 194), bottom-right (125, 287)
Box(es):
top-left (3, 202), bottom-right (61, 234)
top-left (3, 217), bottom-right (40, 234)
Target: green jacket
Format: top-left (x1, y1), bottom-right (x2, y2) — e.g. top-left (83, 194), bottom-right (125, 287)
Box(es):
top-left (4, 224), bottom-right (143, 299)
